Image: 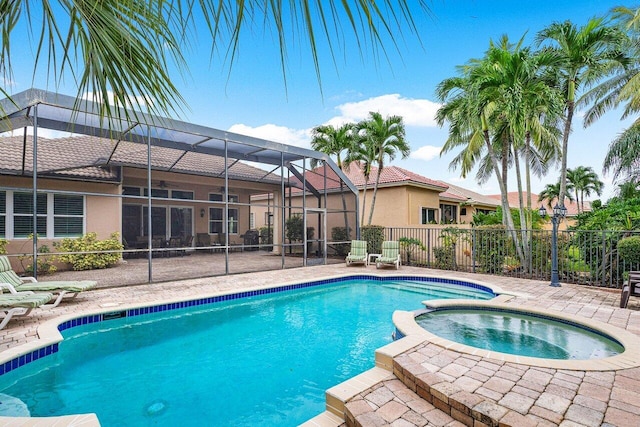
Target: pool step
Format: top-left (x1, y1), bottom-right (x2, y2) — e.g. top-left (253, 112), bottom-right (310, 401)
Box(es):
top-left (379, 282), bottom-right (491, 300)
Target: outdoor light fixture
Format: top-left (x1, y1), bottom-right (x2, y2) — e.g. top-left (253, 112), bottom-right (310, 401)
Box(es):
top-left (200, 208), bottom-right (205, 218)
top-left (540, 203), bottom-right (567, 287)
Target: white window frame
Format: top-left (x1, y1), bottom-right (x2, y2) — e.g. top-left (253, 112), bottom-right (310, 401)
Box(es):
top-left (4, 190), bottom-right (86, 239)
top-left (420, 207), bottom-right (437, 225)
top-left (208, 192), bottom-right (239, 235)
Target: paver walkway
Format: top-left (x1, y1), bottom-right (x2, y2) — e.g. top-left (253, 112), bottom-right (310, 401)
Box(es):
top-left (0, 263), bottom-right (638, 426)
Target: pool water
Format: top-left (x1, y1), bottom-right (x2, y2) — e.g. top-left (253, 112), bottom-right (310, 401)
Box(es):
top-left (415, 309), bottom-right (624, 360)
top-left (0, 278), bottom-right (492, 426)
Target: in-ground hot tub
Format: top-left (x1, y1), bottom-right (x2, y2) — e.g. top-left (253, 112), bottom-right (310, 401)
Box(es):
top-left (393, 299), bottom-right (640, 370)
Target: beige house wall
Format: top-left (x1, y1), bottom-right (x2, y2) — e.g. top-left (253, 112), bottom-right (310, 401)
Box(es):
top-left (0, 176), bottom-right (121, 265)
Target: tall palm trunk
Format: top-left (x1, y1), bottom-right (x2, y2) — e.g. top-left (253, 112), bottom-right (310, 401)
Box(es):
top-left (513, 146), bottom-right (530, 271)
top-left (360, 172), bottom-right (369, 226)
top-left (367, 167), bottom-right (382, 225)
top-left (481, 115), bottom-right (525, 266)
top-left (558, 81), bottom-right (575, 207)
top-left (524, 131), bottom-right (533, 273)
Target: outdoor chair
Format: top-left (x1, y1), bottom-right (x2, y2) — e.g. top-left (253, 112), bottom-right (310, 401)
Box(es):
top-left (346, 240), bottom-right (368, 266)
top-left (0, 256), bottom-right (97, 308)
top-left (376, 241), bottom-right (401, 270)
top-left (620, 271), bottom-right (640, 308)
top-left (0, 291), bottom-right (54, 330)
top-left (167, 237), bottom-right (183, 257)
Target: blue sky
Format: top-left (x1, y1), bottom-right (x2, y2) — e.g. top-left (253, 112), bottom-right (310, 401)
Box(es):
top-left (7, 0), bottom-right (635, 202)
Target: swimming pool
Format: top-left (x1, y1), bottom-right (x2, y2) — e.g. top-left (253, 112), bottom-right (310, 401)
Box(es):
top-left (0, 276), bottom-right (494, 426)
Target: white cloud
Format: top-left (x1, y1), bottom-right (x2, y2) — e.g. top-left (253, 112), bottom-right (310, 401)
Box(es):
top-left (82, 91), bottom-right (150, 110)
top-left (228, 123), bottom-right (312, 148)
top-left (411, 145), bottom-right (442, 161)
top-left (326, 94), bottom-right (440, 128)
top-left (1, 127), bottom-right (72, 139)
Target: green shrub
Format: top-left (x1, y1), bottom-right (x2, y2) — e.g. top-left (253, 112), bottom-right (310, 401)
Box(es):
top-left (54, 232), bottom-right (123, 271)
top-left (433, 246), bottom-right (456, 270)
top-left (331, 227), bottom-right (351, 256)
top-left (0, 238), bottom-right (7, 254)
top-left (399, 237), bottom-right (425, 265)
top-left (258, 226), bottom-right (273, 245)
top-left (361, 225), bottom-right (384, 254)
top-left (474, 225), bottom-right (509, 274)
top-left (618, 236), bottom-right (640, 266)
top-left (20, 243), bottom-right (57, 275)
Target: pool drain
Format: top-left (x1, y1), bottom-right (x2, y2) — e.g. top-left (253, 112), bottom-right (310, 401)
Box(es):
top-left (145, 399), bottom-right (168, 416)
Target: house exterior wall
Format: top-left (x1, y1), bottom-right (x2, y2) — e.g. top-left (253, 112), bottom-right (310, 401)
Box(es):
top-left (406, 186), bottom-right (442, 226)
top-left (0, 175), bottom-right (121, 264)
top-left (122, 168), bottom-right (282, 247)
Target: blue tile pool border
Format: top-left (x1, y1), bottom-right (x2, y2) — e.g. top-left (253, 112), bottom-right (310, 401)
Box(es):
top-left (0, 275), bottom-right (496, 376)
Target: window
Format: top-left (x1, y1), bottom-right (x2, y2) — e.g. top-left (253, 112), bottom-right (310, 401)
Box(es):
top-left (209, 207), bottom-right (223, 234)
top-left (171, 190), bottom-right (194, 200)
top-left (477, 208), bottom-right (493, 215)
top-left (208, 193), bottom-right (239, 234)
top-left (4, 191), bottom-right (85, 239)
top-left (13, 192), bottom-right (47, 238)
top-left (142, 188), bottom-right (169, 198)
top-left (421, 207), bottom-right (436, 224)
top-left (228, 209), bottom-right (239, 234)
top-left (440, 204), bottom-right (458, 224)
top-left (249, 212), bottom-right (255, 229)
top-left (460, 207), bottom-right (467, 216)
top-left (53, 195), bottom-right (84, 237)
top-left (0, 191), bottom-right (5, 238)
top-left (122, 186), bottom-right (141, 196)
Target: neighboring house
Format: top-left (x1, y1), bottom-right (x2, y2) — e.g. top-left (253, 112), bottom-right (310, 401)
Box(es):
top-left (488, 192), bottom-right (590, 217)
top-left (252, 162), bottom-right (499, 230)
top-left (488, 191), bottom-right (589, 229)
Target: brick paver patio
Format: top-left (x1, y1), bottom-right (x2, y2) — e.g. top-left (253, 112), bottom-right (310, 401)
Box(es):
top-left (0, 261), bottom-right (638, 426)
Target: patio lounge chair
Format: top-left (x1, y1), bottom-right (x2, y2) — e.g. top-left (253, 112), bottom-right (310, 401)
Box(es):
top-left (376, 241), bottom-right (401, 270)
top-left (0, 292), bottom-right (53, 330)
top-left (346, 240), bottom-right (368, 266)
top-left (0, 256), bottom-right (97, 308)
top-left (620, 271), bottom-right (640, 308)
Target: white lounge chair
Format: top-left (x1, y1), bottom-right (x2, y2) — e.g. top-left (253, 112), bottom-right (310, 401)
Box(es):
top-left (376, 241), bottom-right (401, 270)
top-left (0, 292), bottom-right (53, 330)
top-left (346, 240), bottom-right (368, 266)
top-left (0, 256), bottom-right (97, 308)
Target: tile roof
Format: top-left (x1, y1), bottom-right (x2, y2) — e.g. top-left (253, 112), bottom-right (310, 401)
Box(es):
top-left (439, 182), bottom-right (501, 207)
top-left (488, 192), bottom-right (590, 216)
top-left (0, 135), bottom-right (281, 184)
top-left (342, 162), bottom-right (449, 191)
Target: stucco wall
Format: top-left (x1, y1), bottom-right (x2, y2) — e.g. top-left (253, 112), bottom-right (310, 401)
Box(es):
top-left (0, 176), bottom-right (121, 258)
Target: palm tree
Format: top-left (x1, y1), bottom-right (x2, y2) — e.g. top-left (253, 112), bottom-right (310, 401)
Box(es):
top-left (536, 18), bottom-right (627, 209)
top-left (345, 139), bottom-right (377, 227)
top-left (584, 7), bottom-right (640, 186)
top-left (566, 166), bottom-right (604, 213)
top-left (310, 123), bottom-right (356, 237)
top-left (538, 182), bottom-right (575, 208)
top-left (1, 1), bottom-right (428, 122)
top-left (617, 180), bottom-right (640, 200)
top-left (358, 112), bottom-right (410, 225)
top-left (603, 126), bottom-right (640, 183)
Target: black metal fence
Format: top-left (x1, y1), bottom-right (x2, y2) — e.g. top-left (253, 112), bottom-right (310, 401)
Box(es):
top-left (383, 227), bottom-right (640, 288)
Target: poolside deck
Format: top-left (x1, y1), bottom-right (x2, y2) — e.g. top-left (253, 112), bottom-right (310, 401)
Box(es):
top-left (0, 263), bottom-right (639, 426)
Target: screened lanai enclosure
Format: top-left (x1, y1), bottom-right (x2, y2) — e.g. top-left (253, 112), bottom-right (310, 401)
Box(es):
top-left (0, 89), bottom-right (358, 286)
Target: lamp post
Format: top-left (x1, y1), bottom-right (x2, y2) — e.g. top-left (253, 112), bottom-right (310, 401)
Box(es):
top-left (539, 203), bottom-right (568, 287)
